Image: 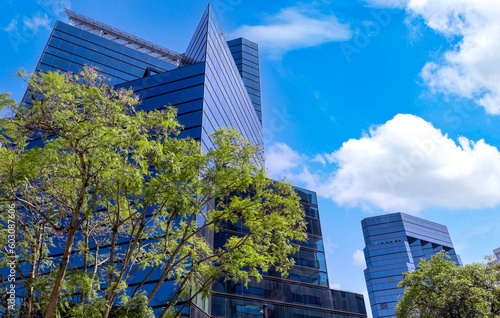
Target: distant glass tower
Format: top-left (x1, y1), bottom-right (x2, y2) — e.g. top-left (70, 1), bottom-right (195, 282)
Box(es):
top-left (212, 186), bottom-right (367, 317)
top-left (494, 247), bottom-right (500, 264)
top-left (12, 4), bottom-right (367, 317)
top-left (361, 213), bottom-right (461, 318)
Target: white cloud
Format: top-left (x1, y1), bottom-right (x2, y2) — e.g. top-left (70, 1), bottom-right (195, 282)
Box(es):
top-left (330, 282), bottom-right (341, 289)
top-left (312, 154), bottom-right (327, 165)
top-left (265, 143), bottom-right (304, 179)
top-left (232, 5), bottom-right (351, 56)
top-left (353, 249), bottom-right (367, 268)
top-left (23, 13), bottom-right (51, 33)
top-left (4, 1), bottom-right (71, 38)
top-left (4, 17), bottom-right (19, 33)
top-left (270, 114), bottom-right (500, 212)
top-left (40, 0), bottom-right (72, 15)
top-left (366, 0), bottom-right (500, 115)
top-left (4, 12), bottom-right (52, 42)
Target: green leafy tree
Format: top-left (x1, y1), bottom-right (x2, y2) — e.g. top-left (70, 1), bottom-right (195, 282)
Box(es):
top-left (396, 252), bottom-right (500, 318)
top-left (0, 67), bottom-right (306, 318)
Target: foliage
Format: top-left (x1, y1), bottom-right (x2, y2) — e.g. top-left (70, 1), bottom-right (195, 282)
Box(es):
top-left (396, 251), bottom-right (500, 318)
top-left (0, 67), bottom-right (306, 318)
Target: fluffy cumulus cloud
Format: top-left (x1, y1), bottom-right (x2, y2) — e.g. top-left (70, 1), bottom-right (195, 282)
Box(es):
top-left (265, 143), bottom-right (304, 178)
top-left (232, 5), bottom-right (351, 56)
top-left (267, 114), bottom-right (500, 212)
top-left (367, 0), bottom-right (500, 114)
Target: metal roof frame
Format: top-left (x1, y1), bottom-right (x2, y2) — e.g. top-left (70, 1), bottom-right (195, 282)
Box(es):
top-left (65, 9), bottom-right (185, 67)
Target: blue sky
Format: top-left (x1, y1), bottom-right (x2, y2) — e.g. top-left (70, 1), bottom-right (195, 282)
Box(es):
top-left (2, 0), bottom-right (500, 316)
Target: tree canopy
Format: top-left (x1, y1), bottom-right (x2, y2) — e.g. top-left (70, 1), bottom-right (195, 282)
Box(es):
top-left (0, 67), bottom-right (306, 318)
top-left (396, 252), bottom-right (500, 318)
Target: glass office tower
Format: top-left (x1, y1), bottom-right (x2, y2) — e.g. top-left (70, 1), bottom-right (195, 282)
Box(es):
top-left (15, 4), bottom-right (367, 317)
top-left (34, 6), bottom-right (264, 165)
top-left (361, 213), bottom-right (461, 318)
top-left (212, 186), bottom-right (366, 317)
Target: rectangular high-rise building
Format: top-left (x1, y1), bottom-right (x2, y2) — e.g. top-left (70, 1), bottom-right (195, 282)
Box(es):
top-left (361, 213), bottom-right (461, 318)
top-left (10, 4), bottom-right (367, 317)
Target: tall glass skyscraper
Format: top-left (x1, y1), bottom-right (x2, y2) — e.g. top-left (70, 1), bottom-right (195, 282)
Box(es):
top-left (361, 212), bottom-right (461, 318)
top-left (15, 4), bottom-right (367, 317)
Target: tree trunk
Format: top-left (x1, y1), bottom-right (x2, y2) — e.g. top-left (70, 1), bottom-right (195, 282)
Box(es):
top-left (44, 226), bottom-right (77, 318)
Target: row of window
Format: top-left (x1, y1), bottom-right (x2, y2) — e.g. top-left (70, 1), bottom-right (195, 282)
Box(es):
top-left (366, 275), bottom-right (400, 287)
top-left (40, 51), bottom-right (134, 84)
top-left (125, 62), bottom-right (205, 92)
top-left (128, 74), bottom-right (204, 99)
top-left (37, 62), bottom-right (122, 86)
top-left (50, 31), bottom-right (160, 74)
top-left (227, 37), bottom-right (259, 50)
top-left (236, 63), bottom-right (260, 78)
top-left (241, 75), bottom-right (261, 91)
top-left (55, 22), bottom-right (176, 71)
top-left (231, 50), bottom-right (260, 65)
top-left (228, 41), bottom-right (259, 58)
top-left (214, 277), bottom-right (332, 307)
top-left (240, 78), bottom-right (260, 94)
top-left (367, 281), bottom-right (400, 293)
top-left (362, 215), bottom-right (403, 227)
top-left (366, 250), bottom-right (411, 264)
top-left (364, 244), bottom-right (409, 258)
top-left (45, 39), bottom-right (143, 78)
top-left (136, 85), bottom-right (204, 112)
top-left (241, 69), bottom-right (261, 84)
top-left (212, 295), bottom-right (365, 318)
top-left (364, 264), bottom-right (415, 281)
top-left (295, 235), bottom-right (325, 251)
top-left (234, 57), bottom-right (259, 72)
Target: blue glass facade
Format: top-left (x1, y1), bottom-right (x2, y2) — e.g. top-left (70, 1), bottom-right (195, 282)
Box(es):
top-left (37, 21), bottom-right (177, 85)
top-left (176, 5), bottom-right (263, 161)
top-left (362, 213), bottom-right (461, 318)
top-left (212, 186), bottom-right (367, 318)
top-left (31, 6), bottom-right (263, 164)
top-left (227, 38), bottom-right (262, 125)
top-left (12, 4), bottom-right (367, 317)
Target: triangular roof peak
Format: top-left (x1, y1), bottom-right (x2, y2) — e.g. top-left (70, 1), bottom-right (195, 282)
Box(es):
top-left (182, 3), bottom-right (227, 65)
